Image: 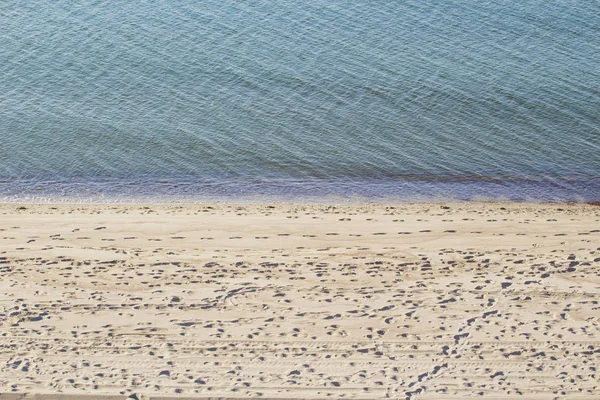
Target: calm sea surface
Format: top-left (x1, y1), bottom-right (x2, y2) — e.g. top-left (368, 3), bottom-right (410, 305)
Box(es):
top-left (1, 1), bottom-right (599, 202)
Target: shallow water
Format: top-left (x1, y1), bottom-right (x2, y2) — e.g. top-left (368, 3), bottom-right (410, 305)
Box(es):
top-left (1, 1), bottom-right (599, 202)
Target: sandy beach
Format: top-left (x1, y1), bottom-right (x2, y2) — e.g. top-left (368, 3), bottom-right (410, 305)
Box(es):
top-left (0, 202), bottom-right (599, 399)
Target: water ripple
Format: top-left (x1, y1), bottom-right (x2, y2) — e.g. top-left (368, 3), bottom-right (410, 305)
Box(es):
top-left (0, 0), bottom-right (599, 201)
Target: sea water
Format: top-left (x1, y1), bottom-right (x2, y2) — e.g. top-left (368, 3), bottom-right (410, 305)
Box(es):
top-left (1, 1), bottom-right (599, 202)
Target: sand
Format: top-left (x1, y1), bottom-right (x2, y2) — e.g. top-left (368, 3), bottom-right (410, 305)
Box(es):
top-left (0, 202), bottom-right (599, 399)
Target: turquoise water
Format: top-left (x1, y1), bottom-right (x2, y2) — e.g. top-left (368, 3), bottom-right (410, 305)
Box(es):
top-left (1, 1), bottom-right (599, 202)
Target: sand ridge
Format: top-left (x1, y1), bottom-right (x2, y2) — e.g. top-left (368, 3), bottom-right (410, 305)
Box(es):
top-left (0, 203), bottom-right (599, 399)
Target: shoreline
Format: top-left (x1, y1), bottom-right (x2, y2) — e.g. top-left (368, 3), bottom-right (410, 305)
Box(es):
top-left (1, 202), bottom-right (599, 398)
top-left (1, 198), bottom-right (600, 206)
top-left (1, 176), bottom-right (599, 205)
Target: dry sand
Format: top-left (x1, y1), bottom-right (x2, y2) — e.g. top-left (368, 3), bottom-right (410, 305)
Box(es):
top-left (0, 202), bottom-right (599, 399)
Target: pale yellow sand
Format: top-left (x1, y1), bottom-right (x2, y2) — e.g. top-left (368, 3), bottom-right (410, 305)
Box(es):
top-left (0, 203), bottom-right (599, 399)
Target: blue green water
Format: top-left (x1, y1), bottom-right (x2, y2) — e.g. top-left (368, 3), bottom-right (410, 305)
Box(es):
top-left (1, 1), bottom-right (599, 202)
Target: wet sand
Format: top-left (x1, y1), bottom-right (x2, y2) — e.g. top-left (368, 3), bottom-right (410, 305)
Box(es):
top-left (0, 203), bottom-right (599, 399)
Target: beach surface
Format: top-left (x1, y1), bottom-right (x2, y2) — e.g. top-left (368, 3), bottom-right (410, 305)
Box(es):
top-left (0, 202), bottom-right (599, 399)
